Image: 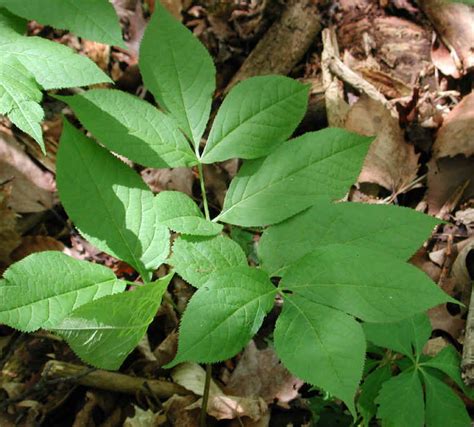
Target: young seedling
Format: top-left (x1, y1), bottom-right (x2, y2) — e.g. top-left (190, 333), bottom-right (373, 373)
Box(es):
top-left (0, 4), bottom-right (463, 423)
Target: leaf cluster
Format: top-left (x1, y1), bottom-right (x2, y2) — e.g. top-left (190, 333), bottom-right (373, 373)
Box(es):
top-left (359, 314), bottom-right (471, 426)
top-left (0, 3), bottom-right (466, 422)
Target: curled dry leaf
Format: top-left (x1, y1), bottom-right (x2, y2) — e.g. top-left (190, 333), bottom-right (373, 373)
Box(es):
top-left (420, 0), bottom-right (474, 76)
top-left (225, 341), bottom-right (303, 405)
top-left (433, 93), bottom-right (474, 159)
top-left (0, 132), bottom-right (55, 213)
top-left (172, 362), bottom-right (267, 421)
top-left (345, 95), bottom-right (419, 194)
top-left (427, 93), bottom-right (474, 215)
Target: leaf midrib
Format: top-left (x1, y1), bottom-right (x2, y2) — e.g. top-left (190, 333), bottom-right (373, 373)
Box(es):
top-left (204, 84), bottom-right (307, 158)
top-left (218, 141), bottom-right (366, 220)
top-left (0, 277), bottom-right (118, 312)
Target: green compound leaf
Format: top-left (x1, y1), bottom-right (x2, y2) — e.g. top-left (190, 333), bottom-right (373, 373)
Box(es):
top-left (170, 235), bottom-right (247, 288)
top-left (0, 11), bottom-right (110, 151)
top-left (58, 90), bottom-right (197, 168)
top-left (201, 76), bottom-right (309, 163)
top-left (279, 245), bottom-right (452, 323)
top-left (259, 201), bottom-right (441, 276)
top-left (139, 3), bottom-right (215, 146)
top-left (363, 313), bottom-right (432, 359)
top-left (217, 128), bottom-right (372, 227)
top-left (0, 0), bottom-right (124, 46)
top-left (274, 294), bottom-right (365, 416)
top-left (50, 275), bottom-right (171, 370)
top-left (155, 191), bottom-right (222, 236)
top-left (422, 370), bottom-right (471, 427)
top-left (0, 252), bottom-right (126, 332)
top-left (376, 369), bottom-right (424, 427)
top-left (422, 345), bottom-right (466, 391)
top-left (57, 120), bottom-right (170, 278)
top-left (167, 267), bottom-right (276, 367)
top-left (358, 365), bottom-right (392, 427)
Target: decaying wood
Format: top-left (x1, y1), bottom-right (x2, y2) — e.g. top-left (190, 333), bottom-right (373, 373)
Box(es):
top-left (226, 0), bottom-right (321, 91)
top-left (42, 361), bottom-right (191, 398)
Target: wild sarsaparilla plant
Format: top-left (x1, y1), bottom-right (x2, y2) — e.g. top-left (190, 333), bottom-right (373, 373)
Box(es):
top-left (0, 4), bottom-right (467, 423)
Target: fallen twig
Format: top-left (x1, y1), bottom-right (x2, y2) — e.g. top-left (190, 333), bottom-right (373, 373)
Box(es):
top-left (42, 360), bottom-right (190, 399)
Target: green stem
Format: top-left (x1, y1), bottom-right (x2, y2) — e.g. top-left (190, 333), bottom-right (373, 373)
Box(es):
top-left (197, 163), bottom-right (210, 220)
top-left (200, 363), bottom-right (212, 427)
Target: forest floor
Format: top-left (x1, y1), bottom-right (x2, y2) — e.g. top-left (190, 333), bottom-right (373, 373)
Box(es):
top-left (0, 0), bottom-right (473, 425)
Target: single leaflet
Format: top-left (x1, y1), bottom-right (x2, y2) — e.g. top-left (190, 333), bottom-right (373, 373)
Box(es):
top-left (0, 3), bottom-right (462, 422)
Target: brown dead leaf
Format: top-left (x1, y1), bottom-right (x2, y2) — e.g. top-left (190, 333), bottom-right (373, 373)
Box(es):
top-left (159, 0), bottom-right (182, 20)
top-left (10, 236), bottom-right (66, 263)
top-left (228, 411), bottom-right (271, 427)
top-left (420, 0), bottom-right (474, 76)
top-left (141, 167), bottom-right (194, 196)
top-left (452, 237), bottom-right (474, 296)
top-left (172, 363), bottom-right (267, 421)
top-left (0, 132), bottom-right (55, 213)
top-left (411, 247), bottom-right (442, 283)
top-left (225, 341), bottom-right (303, 405)
top-left (433, 92), bottom-right (474, 159)
top-left (428, 304), bottom-right (465, 340)
top-left (81, 40), bottom-right (111, 72)
top-left (345, 96), bottom-right (419, 194)
top-left (431, 34), bottom-right (461, 79)
top-left (123, 405), bottom-right (166, 427)
top-left (0, 186), bottom-right (20, 268)
top-left (153, 330), bottom-right (178, 367)
top-left (456, 208), bottom-right (474, 228)
top-left (427, 156), bottom-right (474, 216)
top-left (423, 336), bottom-right (449, 357)
top-left (163, 395), bottom-right (200, 427)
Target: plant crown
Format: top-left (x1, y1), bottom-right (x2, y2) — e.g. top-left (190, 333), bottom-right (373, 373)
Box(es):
top-left (0, 3), bottom-right (467, 424)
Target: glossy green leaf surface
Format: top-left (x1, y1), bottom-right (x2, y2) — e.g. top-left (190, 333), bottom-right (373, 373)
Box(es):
top-left (57, 121), bottom-right (170, 277)
top-left (274, 294), bottom-right (365, 416)
top-left (0, 0), bottom-right (124, 46)
top-left (0, 11), bottom-right (110, 150)
top-left (167, 267), bottom-right (276, 367)
top-left (363, 313), bottom-right (432, 359)
top-left (139, 4), bottom-right (215, 146)
top-left (51, 276), bottom-right (171, 370)
top-left (0, 252), bottom-right (126, 332)
top-left (170, 235), bottom-right (247, 287)
top-left (58, 90), bottom-right (197, 168)
top-left (376, 370), bottom-right (424, 427)
top-left (217, 128), bottom-right (372, 226)
top-left (280, 245), bottom-right (452, 322)
top-left (259, 202), bottom-right (440, 276)
top-left (155, 191), bottom-right (222, 236)
top-left (422, 371), bottom-right (470, 427)
top-left (201, 76), bottom-right (309, 163)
